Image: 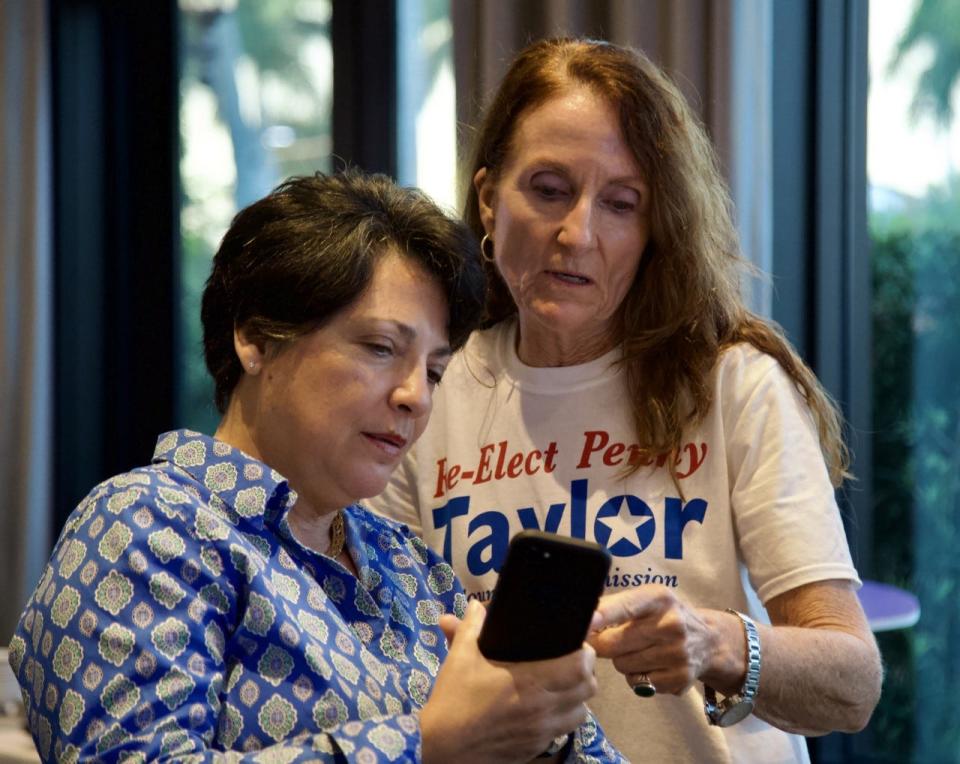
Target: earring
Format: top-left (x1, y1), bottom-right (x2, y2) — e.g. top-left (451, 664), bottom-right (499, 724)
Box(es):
top-left (480, 234), bottom-right (496, 264)
top-left (247, 360), bottom-right (257, 371)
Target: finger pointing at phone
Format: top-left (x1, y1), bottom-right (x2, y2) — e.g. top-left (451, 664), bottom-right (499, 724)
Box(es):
top-left (588, 585), bottom-right (720, 697)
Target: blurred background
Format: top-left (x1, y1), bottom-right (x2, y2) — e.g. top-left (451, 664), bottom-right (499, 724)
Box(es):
top-left (1, 0), bottom-right (958, 760)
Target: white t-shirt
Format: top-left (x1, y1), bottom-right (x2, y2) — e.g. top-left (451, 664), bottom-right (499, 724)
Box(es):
top-left (368, 319), bottom-right (860, 763)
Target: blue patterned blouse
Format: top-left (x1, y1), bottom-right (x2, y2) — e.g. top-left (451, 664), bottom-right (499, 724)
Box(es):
top-left (10, 430), bottom-right (621, 763)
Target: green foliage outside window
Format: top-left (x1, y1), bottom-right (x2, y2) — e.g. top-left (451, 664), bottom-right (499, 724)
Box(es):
top-left (869, 181), bottom-right (960, 761)
top-left (178, 0), bottom-right (332, 433)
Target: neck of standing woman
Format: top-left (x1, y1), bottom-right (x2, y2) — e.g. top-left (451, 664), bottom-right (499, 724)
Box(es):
top-left (514, 316), bottom-right (619, 367)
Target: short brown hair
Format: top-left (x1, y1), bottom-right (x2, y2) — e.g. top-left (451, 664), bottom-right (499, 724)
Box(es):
top-left (202, 170), bottom-right (485, 412)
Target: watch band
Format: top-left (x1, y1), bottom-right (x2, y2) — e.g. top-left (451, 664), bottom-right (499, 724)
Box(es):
top-left (732, 609), bottom-right (761, 700)
top-left (704, 609), bottom-right (762, 727)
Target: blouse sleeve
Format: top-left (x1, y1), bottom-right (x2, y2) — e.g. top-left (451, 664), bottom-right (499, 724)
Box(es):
top-left (567, 710), bottom-right (629, 762)
top-left (9, 478), bottom-right (430, 763)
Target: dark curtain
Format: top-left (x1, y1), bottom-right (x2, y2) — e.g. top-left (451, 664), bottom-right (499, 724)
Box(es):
top-left (0, 0), bottom-right (53, 640)
top-left (452, 0), bottom-right (734, 192)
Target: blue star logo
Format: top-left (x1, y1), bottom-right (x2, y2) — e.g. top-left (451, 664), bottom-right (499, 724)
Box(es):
top-left (594, 495), bottom-right (655, 556)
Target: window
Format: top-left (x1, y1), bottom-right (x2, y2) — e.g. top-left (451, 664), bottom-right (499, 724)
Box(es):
top-left (178, 0), bottom-right (334, 432)
top-left (867, 0), bottom-right (960, 759)
top-left (397, 0), bottom-right (457, 212)
top-left (177, 0), bottom-right (455, 431)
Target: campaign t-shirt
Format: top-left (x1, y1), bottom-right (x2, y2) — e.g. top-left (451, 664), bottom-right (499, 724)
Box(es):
top-left (369, 319), bottom-right (860, 763)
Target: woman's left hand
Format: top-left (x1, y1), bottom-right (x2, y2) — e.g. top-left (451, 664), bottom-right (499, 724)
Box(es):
top-left (587, 585), bottom-right (736, 695)
top-left (588, 580), bottom-right (883, 735)
top-left (422, 600), bottom-right (596, 763)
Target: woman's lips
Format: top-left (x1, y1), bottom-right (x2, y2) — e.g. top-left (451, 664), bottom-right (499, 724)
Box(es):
top-left (546, 270), bottom-right (592, 285)
top-left (363, 432), bottom-right (408, 456)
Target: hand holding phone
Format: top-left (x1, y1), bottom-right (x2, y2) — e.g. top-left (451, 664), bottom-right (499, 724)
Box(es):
top-left (478, 531), bottom-right (611, 662)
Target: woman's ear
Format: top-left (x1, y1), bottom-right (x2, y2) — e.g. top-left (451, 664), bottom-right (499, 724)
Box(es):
top-left (234, 326), bottom-right (266, 375)
top-left (474, 167), bottom-right (496, 236)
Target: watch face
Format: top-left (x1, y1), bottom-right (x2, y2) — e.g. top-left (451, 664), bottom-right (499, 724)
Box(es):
top-left (717, 699), bottom-right (754, 728)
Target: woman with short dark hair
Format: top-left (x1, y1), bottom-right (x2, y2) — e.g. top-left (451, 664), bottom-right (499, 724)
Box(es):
top-left (11, 170), bottom-right (622, 763)
top-left (201, 170), bottom-right (484, 413)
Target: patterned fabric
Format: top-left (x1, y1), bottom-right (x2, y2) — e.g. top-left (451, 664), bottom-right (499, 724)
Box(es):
top-left (10, 430), bottom-right (621, 763)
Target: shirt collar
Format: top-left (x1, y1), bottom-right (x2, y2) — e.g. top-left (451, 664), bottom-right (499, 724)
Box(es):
top-left (152, 429), bottom-right (296, 529)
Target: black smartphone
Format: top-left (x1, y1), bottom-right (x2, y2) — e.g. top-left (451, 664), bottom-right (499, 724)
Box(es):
top-left (477, 530), bottom-right (611, 662)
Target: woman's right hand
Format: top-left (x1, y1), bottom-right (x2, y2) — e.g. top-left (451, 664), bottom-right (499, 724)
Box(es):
top-left (419, 600), bottom-right (596, 764)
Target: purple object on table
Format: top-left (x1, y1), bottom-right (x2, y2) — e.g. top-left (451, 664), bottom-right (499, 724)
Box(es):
top-left (857, 580), bottom-right (920, 632)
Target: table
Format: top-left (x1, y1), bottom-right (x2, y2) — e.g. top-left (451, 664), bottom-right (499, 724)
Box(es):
top-left (857, 579), bottom-right (921, 632)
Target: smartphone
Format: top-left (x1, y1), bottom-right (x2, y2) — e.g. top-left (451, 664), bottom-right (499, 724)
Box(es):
top-left (477, 530), bottom-right (611, 662)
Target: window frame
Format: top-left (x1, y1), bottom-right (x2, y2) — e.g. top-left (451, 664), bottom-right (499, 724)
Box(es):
top-left (771, 1), bottom-right (873, 758)
top-left (771, 0), bottom-right (873, 575)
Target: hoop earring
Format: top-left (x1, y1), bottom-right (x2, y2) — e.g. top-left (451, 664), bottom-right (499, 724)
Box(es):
top-left (480, 234), bottom-right (496, 264)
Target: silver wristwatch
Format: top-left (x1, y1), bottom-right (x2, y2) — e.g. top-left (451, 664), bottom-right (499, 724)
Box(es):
top-left (704, 609), bottom-right (761, 727)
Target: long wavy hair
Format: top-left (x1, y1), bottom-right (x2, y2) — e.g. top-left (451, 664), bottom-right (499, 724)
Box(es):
top-left (463, 38), bottom-right (849, 485)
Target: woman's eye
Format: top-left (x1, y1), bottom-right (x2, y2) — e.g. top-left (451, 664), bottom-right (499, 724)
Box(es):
top-left (607, 198), bottom-right (636, 213)
top-left (427, 368), bottom-right (445, 387)
top-left (603, 190), bottom-right (640, 213)
top-left (531, 172), bottom-right (570, 200)
top-left (365, 342), bottom-right (393, 358)
top-left (534, 183), bottom-right (567, 199)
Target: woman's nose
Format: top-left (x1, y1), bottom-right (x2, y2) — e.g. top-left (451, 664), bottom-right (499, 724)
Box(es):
top-left (390, 367), bottom-right (432, 417)
top-left (557, 195), bottom-right (596, 249)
